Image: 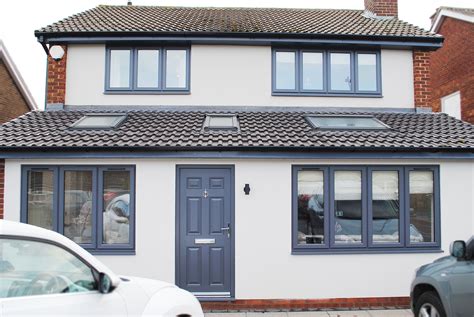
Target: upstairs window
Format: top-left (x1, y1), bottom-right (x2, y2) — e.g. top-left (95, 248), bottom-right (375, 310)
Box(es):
top-left (272, 49), bottom-right (381, 96)
top-left (106, 47), bottom-right (190, 93)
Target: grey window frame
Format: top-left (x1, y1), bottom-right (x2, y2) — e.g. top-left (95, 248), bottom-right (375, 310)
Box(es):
top-left (70, 113), bottom-right (127, 130)
top-left (105, 46), bottom-right (190, 94)
top-left (202, 114), bottom-right (240, 132)
top-left (272, 49), bottom-right (298, 93)
top-left (21, 165), bottom-right (136, 255)
top-left (105, 48), bottom-right (133, 91)
top-left (292, 167), bottom-right (330, 250)
top-left (306, 114), bottom-right (391, 131)
top-left (405, 166), bottom-right (441, 249)
top-left (272, 48), bottom-right (382, 97)
top-left (292, 165), bottom-right (441, 254)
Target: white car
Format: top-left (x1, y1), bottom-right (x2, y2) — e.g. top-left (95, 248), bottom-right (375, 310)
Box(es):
top-left (0, 220), bottom-right (204, 317)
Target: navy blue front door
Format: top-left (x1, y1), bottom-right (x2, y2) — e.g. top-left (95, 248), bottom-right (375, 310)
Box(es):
top-left (177, 167), bottom-right (233, 298)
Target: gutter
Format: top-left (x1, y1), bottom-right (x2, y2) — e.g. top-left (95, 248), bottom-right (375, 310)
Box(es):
top-left (35, 31), bottom-right (444, 50)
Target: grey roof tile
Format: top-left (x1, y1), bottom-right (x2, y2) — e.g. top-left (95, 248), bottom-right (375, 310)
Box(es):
top-left (0, 109), bottom-right (473, 152)
top-left (36, 6), bottom-right (440, 39)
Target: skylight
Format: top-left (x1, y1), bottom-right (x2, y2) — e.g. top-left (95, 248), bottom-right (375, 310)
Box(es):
top-left (71, 114), bottom-right (127, 129)
top-left (203, 114), bottom-right (239, 131)
top-left (307, 115), bottom-right (389, 130)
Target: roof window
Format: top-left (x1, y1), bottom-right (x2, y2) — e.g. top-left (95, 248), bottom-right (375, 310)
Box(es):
top-left (203, 114), bottom-right (239, 131)
top-left (307, 115), bottom-right (389, 130)
top-left (71, 114), bottom-right (127, 129)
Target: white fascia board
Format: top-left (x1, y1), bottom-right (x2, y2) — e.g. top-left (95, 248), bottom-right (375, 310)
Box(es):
top-left (431, 9), bottom-right (474, 33)
top-left (0, 40), bottom-right (38, 110)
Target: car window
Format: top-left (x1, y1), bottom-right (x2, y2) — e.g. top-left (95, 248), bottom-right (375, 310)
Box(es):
top-left (0, 238), bottom-right (97, 298)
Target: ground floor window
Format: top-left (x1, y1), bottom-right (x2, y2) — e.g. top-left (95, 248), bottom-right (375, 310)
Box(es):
top-left (292, 165), bottom-right (440, 253)
top-left (21, 166), bottom-right (135, 254)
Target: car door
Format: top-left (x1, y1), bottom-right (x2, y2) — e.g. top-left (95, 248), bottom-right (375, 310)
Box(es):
top-left (0, 237), bottom-right (127, 316)
top-left (448, 258), bottom-right (474, 316)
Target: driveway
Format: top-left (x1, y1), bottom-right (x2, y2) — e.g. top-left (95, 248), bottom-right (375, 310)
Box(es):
top-left (206, 310), bottom-right (414, 317)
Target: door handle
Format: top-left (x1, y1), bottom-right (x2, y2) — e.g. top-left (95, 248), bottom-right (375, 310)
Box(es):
top-left (221, 224), bottom-right (231, 238)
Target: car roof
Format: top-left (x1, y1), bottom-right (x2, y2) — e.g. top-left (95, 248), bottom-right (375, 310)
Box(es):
top-left (0, 220), bottom-right (120, 286)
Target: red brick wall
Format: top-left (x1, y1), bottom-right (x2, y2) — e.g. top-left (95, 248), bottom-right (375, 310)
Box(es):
top-left (430, 17), bottom-right (474, 123)
top-left (413, 50), bottom-right (432, 109)
top-left (47, 45), bottom-right (67, 105)
top-left (0, 60), bottom-right (31, 124)
top-left (364, 0), bottom-right (398, 17)
top-left (0, 160), bottom-right (4, 219)
top-left (202, 297), bottom-right (410, 312)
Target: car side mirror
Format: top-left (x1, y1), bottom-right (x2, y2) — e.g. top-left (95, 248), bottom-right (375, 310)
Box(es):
top-left (99, 273), bottom-right (113, 294)
top-left (450, 240), bottom-right (466, 259)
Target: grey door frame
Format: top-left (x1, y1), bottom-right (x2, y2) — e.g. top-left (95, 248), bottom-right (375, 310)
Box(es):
top-left (175, 165), bottom-right (235, 300)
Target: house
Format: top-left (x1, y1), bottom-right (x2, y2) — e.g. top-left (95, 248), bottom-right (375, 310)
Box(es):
top-left (430, 7), bottom-right (474, 123)
top-left (0, 0), bottom-right (473, 311)
top-left (0, 40), bottom-right (37, 220)
top-left (0, 40), bottom-right (37, 124)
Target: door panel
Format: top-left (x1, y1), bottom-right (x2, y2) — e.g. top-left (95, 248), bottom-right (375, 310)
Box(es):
top-left (177, 167), bottom-right (233, 297)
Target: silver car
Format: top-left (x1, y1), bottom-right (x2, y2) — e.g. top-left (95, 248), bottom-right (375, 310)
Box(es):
top-left (410, 237), bottom-right (474, 317)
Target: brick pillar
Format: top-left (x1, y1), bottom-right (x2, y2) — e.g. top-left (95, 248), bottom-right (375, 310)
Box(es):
top-left (413, 50), bottom-right (432, 109)
top-left (0, 160), bottom-right (4, 219)
top-left (47, 45), bottom-right (67, 106)
top-left (364, 0), bottom-right (398, 17)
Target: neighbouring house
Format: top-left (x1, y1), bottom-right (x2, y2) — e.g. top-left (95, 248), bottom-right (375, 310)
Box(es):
top-left (430, 7), bottom-right (474, 123)
top-left (0, 41), bottom-right (37, 123)
top-left (0, 40), bottom-right (37, 220)
top-left (0, 0), bottom-right (473, 310)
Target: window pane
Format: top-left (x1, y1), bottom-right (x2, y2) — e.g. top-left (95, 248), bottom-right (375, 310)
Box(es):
top-left (137, 50), bottom-right (159, 88)
top-left (330, 53), bottom-right (351, 91)
top-left (27, 170), bottom-right (54, 230)
top-left (302, 52), bottom-right (323, 90)
top-left (109, 50), bottom-right (130, 88)
top-left (308, 116), bottom-right (388, 129)
top-left (357, 53), bottom-right (377, 91)
top-left (103, 171), bottom-right (131, 244)
top-left (275, 51), bottom-right (296, 90)
top-left (64, 171), bottom-right (93, 244)
top-left (165, 50), bottom-right (187, 88)
top-left (0, 238), bottom-right (96, 298)
top-left (72, 115), bottom-right (126, 129)
top-left (334, 171), bottom-right (362, 244)
top-left (372, 171), bottom-right (400, 243)
top-left (409, 171), bottom-right (434, 243)
top-left (209, 116), bottom-right (234, 128)
top-left (297, 170), bottom-right (325, 245)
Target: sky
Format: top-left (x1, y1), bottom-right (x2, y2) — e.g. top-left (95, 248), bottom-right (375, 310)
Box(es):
top-left (1, 0), bottom-right (472, 109)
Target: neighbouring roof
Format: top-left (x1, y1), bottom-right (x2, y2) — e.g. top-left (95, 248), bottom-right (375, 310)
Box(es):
top-left (0, 41), bottom-right (38, 111)
top-left (0, 109), bottom-right (472, 152)
top-left (35, 5), bottom-right (440, 42)
top-left (431, 6), bottom-right (474, 33)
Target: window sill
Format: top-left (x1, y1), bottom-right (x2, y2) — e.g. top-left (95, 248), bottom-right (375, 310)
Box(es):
top-left (104, 90), bottom-right (190, 95)
top-left (291, 248), bottom-right (443, 255)
top-left (272, 92), bottom-right (383, 98)
top-left (87, 249), bottom-right (136, 256)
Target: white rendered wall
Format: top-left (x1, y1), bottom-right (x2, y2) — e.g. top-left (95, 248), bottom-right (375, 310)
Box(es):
top-left (65, 45), bottom-right (414, 108)
top-left (4, 158), bottom-right (472, 299)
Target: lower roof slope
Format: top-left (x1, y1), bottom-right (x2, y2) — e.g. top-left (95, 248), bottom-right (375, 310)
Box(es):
top-left (0, 109), bottom-right (472, 152)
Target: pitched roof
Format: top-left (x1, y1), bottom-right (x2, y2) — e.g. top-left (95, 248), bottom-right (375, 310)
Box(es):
top-left (35, 5), bottom-right (439, 41)
top-left (431, 6), bottom-right (474, 32)
top-left (0, 41), bottom-right (37, 111)
top-left (1, 109), bottom-right (472, 152)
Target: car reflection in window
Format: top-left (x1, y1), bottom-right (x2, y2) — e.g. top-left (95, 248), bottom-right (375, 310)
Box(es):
top-left (103, 194), bottom-right (130, 244)
top-left (298, 196), bottom-right (424, 245)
